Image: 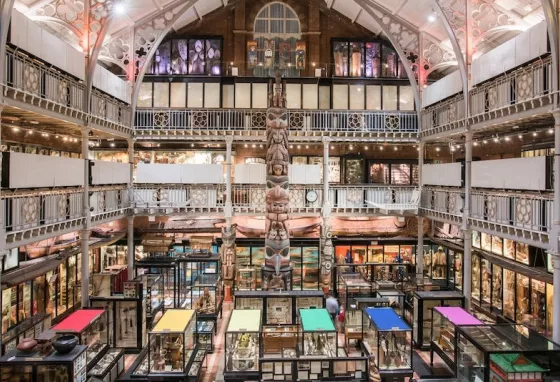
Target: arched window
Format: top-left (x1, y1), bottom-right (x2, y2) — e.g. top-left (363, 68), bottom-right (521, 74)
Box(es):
top-left (254, 2), bottom-right (301, 39)
top-left (251, 2), bottom-right (302, 77)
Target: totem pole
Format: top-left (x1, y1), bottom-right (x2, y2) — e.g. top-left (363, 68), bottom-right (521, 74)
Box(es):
top-left (263, 72), bottom-right (291, 290)
top-left (221, 223), bottom-right (237, 301)
top-left (320, 221), bottom-right (333, 292)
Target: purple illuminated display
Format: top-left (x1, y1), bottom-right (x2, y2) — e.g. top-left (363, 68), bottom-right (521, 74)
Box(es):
top-left (148, 38), bottom-right (222, 76)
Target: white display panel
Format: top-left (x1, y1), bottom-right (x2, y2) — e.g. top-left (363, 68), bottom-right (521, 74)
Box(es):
top-left (366, 85), bottom-right (381, 110)
top-left (472, 157), bottom-right (547, 191)
top-left (422, 71), bottom-right (463, 107)
top-left (286, 84), bottom-right (302, 109)
top-left (302, 84), bottom-right (318, 109)
top-left (234, 164), bottom-right (266, 184)
top-left (153, 83), bottom-right (170, 108)
top-left (422, 163), bottom-right (462, 187)
top-left (235, 83), bottom-right (251, 108)
top-left (222, 85), bottom-right (234, 108)
top-left (252, 83), bottom-right (268, 109)
top-left (170, 83), bottom-right (187, 107)
top-left (204, 83), bottom-right (220, 108)
top-left (349, 85), bottom-right (365, 110)
top-left (399, 86), bottom-right (415, 111)
top-left (136, 163), bottom-right (224, 184)
top-left (187, 83), bottom-right (204, 108)
top-left (319, 86), bottom-right (331, 109)
top-left (333, 85), bottom-right (349, 109)
top-left (91, 161), bottom-right (130, 185)
top-left (7, 152), bottom-right (84, 188)
top-left (382, 85), bottom-right (398, 110)
top-left (137, 83), bottom-right (153, 108)
top-left (289, 165), bottom-right (321, 184)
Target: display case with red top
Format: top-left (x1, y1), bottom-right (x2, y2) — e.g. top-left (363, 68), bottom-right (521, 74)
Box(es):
top-left (52, 309), bottom-right (109, 369)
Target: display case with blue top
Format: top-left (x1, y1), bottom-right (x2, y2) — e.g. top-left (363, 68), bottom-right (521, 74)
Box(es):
top-left (362, 307), bottom-right (413, 379)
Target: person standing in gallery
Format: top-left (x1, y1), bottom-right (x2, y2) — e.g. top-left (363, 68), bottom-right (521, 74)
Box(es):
top-left (326, 293), bottom-right (340, 323)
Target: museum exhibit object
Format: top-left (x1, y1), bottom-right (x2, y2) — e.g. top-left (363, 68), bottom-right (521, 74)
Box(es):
top-left (361, 307), bottom-right (413, 379)
top-left (235, 267), bottom-right (258, 291)
top-left (456, 324), bottom-right (560, 382)
top-left (224, 309), bottom-right (262, 380)
top-left (430, 306), bottom-right (483, 373)
top-left (134, 257), bottom-right (179, 309)
top-left (0, 344), bottom-right (88, 382)
top-left (88, 348), bottom-right (125, 382)
top-left (377, 290), bottom-right (405, 317)
top-left (403, 290), bottom-right (465, 349)
top-left (52, 309), bottom-right (112, 370)
top-left (338, 272), bottom-right (374, 309)
top-left (175, 251), bottom-right (222, 308)
top-left (262, 72), bottom-right (293, 291)
top-left (298, 308), bottom-right (337, 358)
top-left (189, 273), bottom-right (223, 332)
top-left (1, 313), bottom-right (51, 355)
top-left (234, 290), bottom-right (324, 325)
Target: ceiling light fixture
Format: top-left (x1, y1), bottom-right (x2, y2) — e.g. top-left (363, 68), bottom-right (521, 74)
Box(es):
top-left (114, 2), bottom-right (126, 14)
top-left (428, 13), bottom-right (437, 23)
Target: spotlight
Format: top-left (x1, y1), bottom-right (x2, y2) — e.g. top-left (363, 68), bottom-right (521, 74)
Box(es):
top-left (518, 135), bottom-right (523, 139)
top-left (483, 140), bottom-right (488, 144)
top-left (364, 146), bottom-right (368, 150)
top-left (428, 13), bottom-right (437, 23)
top-left (305, 145), bottom-right (309, 149)
top-left (493, 137), bottom-right (499, 143)
top-left (473, 142), bottom-right (479, 146)
top-left (505, 136), bottom-right (510, 142)
top-left (114, 2), bottom-right (126, 14)
top-left (379, 146), bottom-right (384, 151)
top-left (549, 128), bottom-right (554, 134)
top-left (393, 146), bottom-right (398, 151)
top-left (533, 132), bottom-right (538, 137)
top-left (244, 144), bottom-right (248, 148)
top-left (435, 147), bottom-right (441, 152)
top-left (252, 144), bottom-right (256, 148)
top-left (12, 127), bottom-right (19, 132)
top-left (297, 145), bottom-right (301, 149)
top-left (110, 142), bottom-right (115, 147)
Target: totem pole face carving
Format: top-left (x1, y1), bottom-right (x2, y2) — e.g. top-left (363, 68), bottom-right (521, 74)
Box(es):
top-left (264, 72), bottom-right (291, 285)
top-left (320, 224), bottom-right (333, 289)
top-left (220, 223), bottom-right (237, 283)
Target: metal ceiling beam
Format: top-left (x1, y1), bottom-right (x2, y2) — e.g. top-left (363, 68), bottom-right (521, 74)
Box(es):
top-left (542, 0), bottom-right (559, 97)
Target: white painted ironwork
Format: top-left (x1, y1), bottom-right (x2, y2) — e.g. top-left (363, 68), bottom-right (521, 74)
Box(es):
top-left (134, 108), bottom-right (419, 137)
top-left (366, 188), bottom-right (420, 214)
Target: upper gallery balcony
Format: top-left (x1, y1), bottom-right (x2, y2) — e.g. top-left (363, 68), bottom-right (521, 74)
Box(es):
top-left (2, 48), bottom-right (132, 137)
top-left (420, 22), bottom-right (554, 140)
top-left (134, 108), bottom-right (418, 142)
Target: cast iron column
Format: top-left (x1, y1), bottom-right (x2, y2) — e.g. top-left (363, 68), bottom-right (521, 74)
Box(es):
top-left (417, 142), bottom-right (424, 278)
top-left (552, 111), bottom-right (560, 343)
top-left (0, 103), bottom-right (5, 253)
top-left (127, 138), bottom-right (134, 279)
top-left (81, 128), bottom-right (91, 308)
top-left (225, 136), bottom-right (233, 227)
top-left (463, 130), bottom-right (473, 310)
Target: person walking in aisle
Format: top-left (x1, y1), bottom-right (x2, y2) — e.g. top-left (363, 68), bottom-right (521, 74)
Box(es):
top-left (326, 293), bottom-right (340, 323)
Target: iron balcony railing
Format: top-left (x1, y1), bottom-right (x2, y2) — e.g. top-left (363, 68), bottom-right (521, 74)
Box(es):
top-left (3, 48), bottom-right (131, 128)
top-left (2, 186), bottom-right (130, 234)
top-left (421, 186), bottom-right (553, 233)
top-left (132, 184), bottom-right (417, 212)
top-left (421, 55), bottom-right (553, 134)
top-left (134, 109), bottom-right (418, 134)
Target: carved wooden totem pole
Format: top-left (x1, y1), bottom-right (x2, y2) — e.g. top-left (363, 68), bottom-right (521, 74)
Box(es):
top-left (320, 221), bottom-right (333, 291)
top-left (221, 223), bottom-right (237, 289)
top-left (263, 72), bottom-right (291, 290)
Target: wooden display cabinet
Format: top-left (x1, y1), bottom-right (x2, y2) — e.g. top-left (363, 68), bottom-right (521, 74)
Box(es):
top-left (262, 325), bottom-right (297, 354)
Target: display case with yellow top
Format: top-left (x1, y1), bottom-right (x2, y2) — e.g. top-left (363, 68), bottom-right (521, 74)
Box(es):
top-left (147, 309), bottom-right (197, 375)
top-left (224, 309), bottom-right (262, 379)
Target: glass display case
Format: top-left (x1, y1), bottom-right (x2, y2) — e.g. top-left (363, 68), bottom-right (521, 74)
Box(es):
top-left (338, 273), bottom-right (374, 309)
top-left (1, 313), bottom-right (51, 355)
top-left (176, 253), bottom-right (221, 307)
top-left (0, 344), bottom-right (87, 382)
top-left (134, 258), bottom-right (178, 309)
top-left (361, 307), bottom-right (412, 377)
top-left (345, 297), bottom-right (390, 351)
top-left (234, 291), bottom-right (324, 326)
top-left (88, 348), bottom-right (125, 381)
top-left (134, 273), bottom-right (164, 325)
top-left (298, 309), bottom-right (337, 358)
top-left (147, 309), bottom-right (196, 375)
top-left (196, 321), bottom-right (215, 353)
top-left (456, 324), bottom-right (560, 382)
top-left (52, 309), bottom-right (109, 369)
top-left (430, 307), bottom-right (483, 372)
top-left (190, 274), bottom-right (223, 322)
top-left (406, 291), bottom-right (465, 349)
top-left (236, 267), bottom-right (257, 291)
top-left (224, 309), bottom-right (262, 377)
top-left (377, 290), bottom-right (405, 317)
top-left (262, 325), bottom-right (298, 354)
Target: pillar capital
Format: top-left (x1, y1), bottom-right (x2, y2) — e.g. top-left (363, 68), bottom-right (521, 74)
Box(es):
top-left (552, 109), bottom-right (560, 124)
top-left (225, 136), bottom-right (234, 145)
top-left (321, 136), bottom-right (331, 145)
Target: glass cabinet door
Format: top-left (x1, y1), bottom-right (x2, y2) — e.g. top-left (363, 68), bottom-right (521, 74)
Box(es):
top-left (491, 264), bottom-right (502, 314)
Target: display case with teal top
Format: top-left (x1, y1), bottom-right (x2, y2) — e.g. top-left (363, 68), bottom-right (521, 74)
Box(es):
top-left (362, 307), bottom-right (413, 379)
top-left (298, 308), bottom-right (337, 358)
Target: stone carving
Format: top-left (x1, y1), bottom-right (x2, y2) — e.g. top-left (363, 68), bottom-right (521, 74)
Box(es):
top-left (264, 72), bottom-right (290, 289)
top-left (221, 223), bottom-right (237, 284)
top-left (320, 222), bottom-right (333, 290)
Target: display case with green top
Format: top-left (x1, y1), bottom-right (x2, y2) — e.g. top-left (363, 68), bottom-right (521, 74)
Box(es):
top-left (298, 308), bottom-right (337, 358)
top-left (456, 324), bottom-right (560, 382)
top-left (224, 309), bottom-right (262, 380)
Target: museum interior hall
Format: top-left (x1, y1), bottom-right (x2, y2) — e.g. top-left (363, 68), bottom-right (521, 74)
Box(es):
top-left (2, 0), bottom-right (560, 381)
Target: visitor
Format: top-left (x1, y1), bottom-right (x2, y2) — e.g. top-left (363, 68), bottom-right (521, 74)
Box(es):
top-left (326, 293), bottom-right (340, 323)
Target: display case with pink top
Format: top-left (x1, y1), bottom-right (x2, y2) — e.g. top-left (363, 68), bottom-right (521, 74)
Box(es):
top-left (430, 306), bottom-right (483, 373)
